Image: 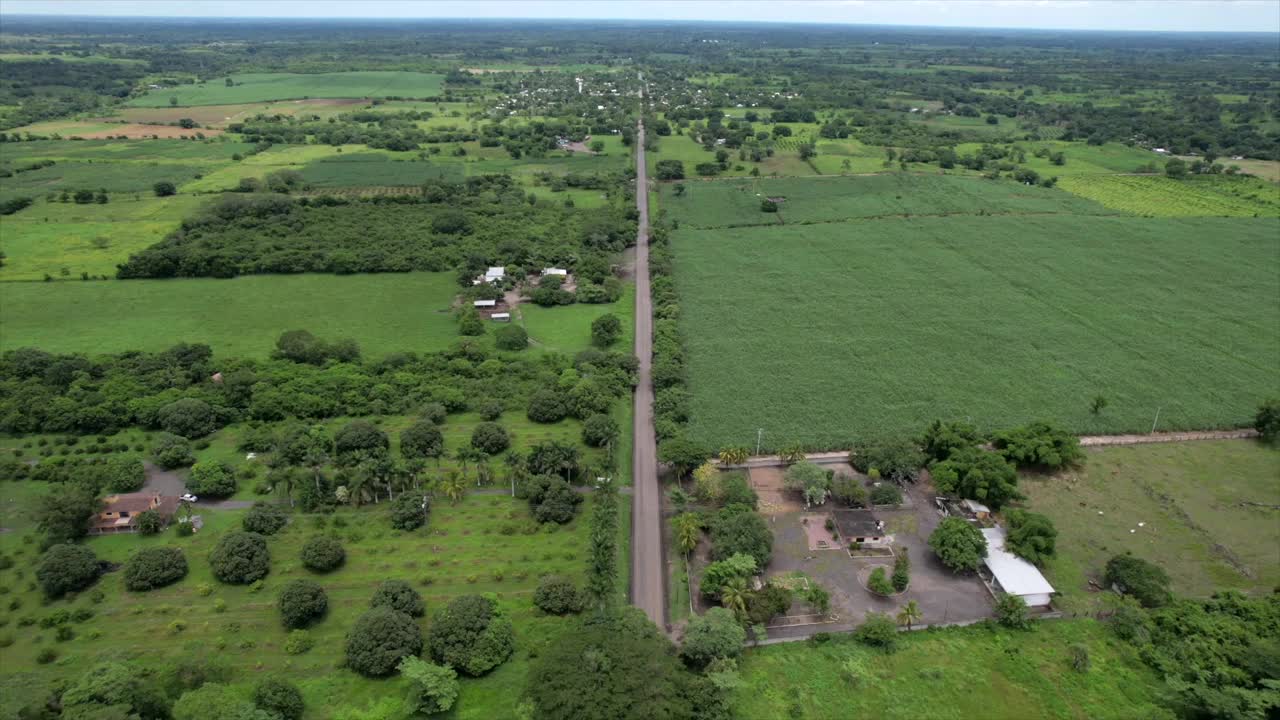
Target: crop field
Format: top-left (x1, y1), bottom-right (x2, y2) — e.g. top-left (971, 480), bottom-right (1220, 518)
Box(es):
top-left (0, 161), bottom-right (209, 204)
top-left (109, 99), bottom-right (371, 127)
top-left (1056, 174), bottom-right (1280, 216)
top-left (299, 154), bottom-right (464, 186)
top-left (0, 138), bottom-right (251, 163)
top-left (659, 173), bottom-right (1117, 228)
top-left (126, 71), bottom-right (446, 107)
top-left (0, 194), bottom-right (205, 280)
top-left (647, 134), bottom-right (818, 179)
top-left (0, 490), bottom-right (605, 719)
top-left (1021, 440), bottom-right (1280, 613)
top-left (672, 213), bottom-right (1279, 449)
top-left (732, 621), bottom-right (1165, 720)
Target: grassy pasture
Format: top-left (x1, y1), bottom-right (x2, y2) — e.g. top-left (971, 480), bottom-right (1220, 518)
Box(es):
top-left (0, 194), bottom-right (205, 280)
top-left (108, 99), bottom-right (370, 127)
top-left (733, 621), bottom-right (1166, 720)
top-left (127, 72), bottom-right (446, 107)
top-left (298, 154), bottom-right (463, 186)
top-left (1021, 440), bottom-right (1280, 613)
top-left (0, 161), bottom-right (209, 204)
top-left (1057, 174), bottom-right (1280, 217)
top-left (1, 138), bottom-right (250, 163)
top-left (659, 173), bottom-right (1117, 229)
top-left (671, 214), bottom-right (1279, 449)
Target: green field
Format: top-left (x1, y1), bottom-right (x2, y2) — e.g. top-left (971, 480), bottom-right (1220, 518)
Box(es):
top-left (1, 139), bottom-right (251, 163)
top-left (0, 491), bottom-right (604, 719)
top-left (299, 154), bottom-right (463, 186)
top-left (127, 72), bottom-right (446, 107)
top-left (672, 213), bottom-right (1279, 449)
top-left (0, 195), bottom-right (204, 280)
top-left (1057, 174), bottom-right (1280, 217)
top-left (1022, 440), bottom-right (1280, 613)
top-left (659, 173), bottom-right (1116, 228)
top-left (733, 621), bottom-right (1166, 720)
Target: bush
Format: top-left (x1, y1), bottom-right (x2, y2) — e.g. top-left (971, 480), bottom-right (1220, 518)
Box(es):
top-left (700, 553), bottom-right (757, 600)
top-left (335, 420), bottom-right (389, 460)
top-left (1105, 554), bottom-right (1171, 608)
top-left (1004, 509), bottom-right (1057, 566)
top-left (370, 579), bottom-right (425, 617)
top-left (400, 421), bottom-right (444, 460)
top-left (992, 421), bottom-right (1084, 469)
top-left (867, 566), bottom-right (894, 596)
top-left (135, 509), bottom-right (165, 535)
top-left (300, 536), bottom-right (345, 573)
top-left (591, 313), bottom-right (622, 347)
top-left (869, 483), bottom-right (902, 506)
top-left (581, 414), bottom-right (619, 448)
top-left (928, 518), bottom-right (987, 572)
top-left (152, 432), bottom-right (196, 469)
top-left (427, 594), bottom-right (515, 677)
top-left (284, 629), bottom-right (314, 655)
top-left (390, 492), bottom-right (430, 531)
top-left (478, 400), bottom-right (504, 421)
top-left (278, 580), bottom-right (328, 629)
top-left (746, 583), bottom-right (793, 626)
top-left (720, 473), bottom-right (759, 509)
top-left (680, 607), bottom-right (745, 668)
top-left (400, 656), bottom-right (460, 716)
top-left (525, 475), bottom-right (583, 524)
top-left (420, 403), bottom-right (448, 425)
top-left (254, 679), bottom-right (305, 720)
top-left (470, 422), bottom-right (510, 455)
top-left (920, 419), bottom-right (983, 463)
top-left (1255, 399), bottom-right (1280, 444)
top-left (157, 398), bottom-right (220, 438)
top-left (891, 549), bottom-right (910, 592)
top-left (527, 389), bottom-right (568, 423)
top-left (242, 503), bottom-right (288, 535)
top-left (153, 181), bottom-right (177, 197)
top-left (494, 324), bottom-right (528, 351)
top-left (209, 531), bottom-right (270, 585)
top-left (854, 612), bottom-right (898, 651)
top-left (186, 461), bottom-right (236, 498)
top-left (929, 448), bottom-right (1020, 510)
top-left (832, 475), bottom-right (868, 507)
top-left (37, 544), bottom-right (100, 598)
top-left (852, 440), bottom-right (924, 483)
top-left (124, 546), bottom-right (188, 592)
top-left (710, 507), bottom-right (773, 567)
top-left (103, 456), bottom-right (146, 493)
top-left (346, 607), bottom-right (424, 677)
top-left (533, 575), bottom-right (583, 615)
top-left (994, 593), bottom-right (1030, 629)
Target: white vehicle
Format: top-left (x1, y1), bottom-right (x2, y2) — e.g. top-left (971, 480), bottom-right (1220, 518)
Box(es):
top-left (180, 494), bottom-right (198, 503)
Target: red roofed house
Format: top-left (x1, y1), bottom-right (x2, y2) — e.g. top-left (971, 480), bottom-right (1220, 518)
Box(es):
top-left (90, 492), bottom-right (180, 535)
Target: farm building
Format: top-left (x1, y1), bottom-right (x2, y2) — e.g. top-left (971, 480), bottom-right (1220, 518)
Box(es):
top-left (474, 267), bottom-right (506, 284)
top-left (980, 527), bottom-right (1056, 607)
top-left (491, 312), bottom-right (511, 322)
top-left (962, 499), bottom-right (991, 521)
top-left (542, 267), bottom-right (568, 277)
top-left (473, 300), bottom-right (497, 308)
top-left (832, 509), bottom-right (890, 546)
top-left (90, 492), bottom-right (179, 535)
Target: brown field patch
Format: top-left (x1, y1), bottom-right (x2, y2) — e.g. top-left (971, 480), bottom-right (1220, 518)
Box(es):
top-left (71, 123), bottom-right (225, 139)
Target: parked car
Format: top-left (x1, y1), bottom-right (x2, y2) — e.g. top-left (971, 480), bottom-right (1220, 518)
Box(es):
top-left (180, 493), bottom-right (198, 503)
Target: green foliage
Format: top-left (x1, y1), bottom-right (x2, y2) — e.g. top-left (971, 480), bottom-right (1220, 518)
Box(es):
top-left (470, 421), bottom-right (510, 455)
top-left (37, 543), bottom-right (100, 598)
top-left (153, 181), bottom-right (177, 197)
top-left (1004, 509), bottom-right (1057, 566)
top-left (1255, 399), bottom-right (1280, 444)
top-left (427, 594), bottom-right (515, 677)
top-left (254, 679), bottom-right (305, 720)
top-left (103, 456), bottom-right (146, 493)
top-left (783, 462), bottom-right (830, 506)
top-left (124, 546), bottom-right (188, 592)
top-left (930, 448), bottom-right (1021, 510)
top-left (156, 397), bottom-right (220, 438)
top-left (187, 461), bottom-right (237, 498)
top-left (719, 472), bottom-right (759, 510)
top-left (400, 421), bottom-right (444, 460)
top-left (494, 323), bottom-right (529, 350)
top-left (345, 606), bottom-right (424, 678)
top-left (591, 313), bottom-right (622, 347)
top-left (681, 607), bottom-right (745, 668)
top-left (710, 506), bottom-right (773, 567)
top-left (582, 413), bottom-right (619, 448)
top-left (994, 594), bottom-right (1030, 629)
top-left (300, 535), bottom-right (345, 572)
top-left (700, 553), bottom-right (757, 600)
top-left (371, 579), bottom-right (425, 618)
top-left (854, 612), bottom-right (898, 651)
top-left (1105, 554), bottom-right (1171, 608)
top-left (745, 583), bottom-right (792, 626)
top-left (135, 509), bottom-right (165, 535)
top-left (173, 682), bottom-right (272, 720)
top-left (920, 420), bottom-right (983, 463)
top-left (867, 567), bottom-right (894, 596)
top-left (655, 159), bottom-right (685, 180)
top-left (928, 517), bottom-right (987, 572)
top-left (853, 440), bottom-right (924, 483)
top-left (891, 549), bottom-right (910, 592)
top-left (278, 579), bottom-right (328, 629)
top-left (992, 421), bottom-right (1084, 469)
top-left (34, 484), bottom-right (99, 544)
top-left (284, 629), bottom-right (315, 655)
top-left (61, 662), bottom-right (170, 720)
top-left (209, 531), bottom-right (271, 585)
top-left (152, 432), bottom-right (196, 469)
top-left (389, 492), bottom-right (430, 531)
top-left (399, 656), bottom-right (459, 716)
top-left (242, 502), bottom-right (289, 535)
top-left (533, 575), bottom-right (584, 615)
top-left (868, 483), bottom-right (902, 506)
top-left (585, 478), bottom-right (620, 612)
top-left (831, 474), bottom-right (868, 507)
top-left (527, 389), bottom-right (569, 423)
top-left (334, 420), bottom-right (389, 461)
top-left (524, 475), bottom-right (583, 524)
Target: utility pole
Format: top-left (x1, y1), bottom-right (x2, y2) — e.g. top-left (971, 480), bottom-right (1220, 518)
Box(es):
top-left (1150, 406), bottom-right (1162, 434)
top-left (756, 428), bottom-right (763, 456)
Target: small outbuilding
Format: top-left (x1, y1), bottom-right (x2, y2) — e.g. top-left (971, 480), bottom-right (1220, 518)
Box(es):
top-left (473, 299), bottom-right (497, 308)
top-left (490, 313), bottom-right (511, 322)
top-left (832, 509), bottom-right (890, 546)
top-left (980, 527), bottom-right (1056, 607)
top-left (541, 267), bottom-right (568, 277)
top-left (962, 499), bottom-right (991, 521)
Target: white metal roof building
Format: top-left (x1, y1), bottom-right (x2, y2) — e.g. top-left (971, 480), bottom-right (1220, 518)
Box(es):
top-left (542, 267), bottom-right (568, 276)
top-left (484, 266), bottom-right (505, 281)
top-left (473, 300), bottom-right (497, 308)
top-left (981, 527), bottom-right (1055, 607)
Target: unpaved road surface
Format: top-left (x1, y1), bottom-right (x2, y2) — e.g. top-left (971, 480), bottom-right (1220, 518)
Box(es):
top-left (629, 91), bottom-right (666, 627)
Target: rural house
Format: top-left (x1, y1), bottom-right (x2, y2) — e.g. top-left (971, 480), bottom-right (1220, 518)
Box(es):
top-left (833, 509), bottom-right (891, 546)
top-left (90, 492), bottom-right (180, 535)
top-left (980, 527), bottom-right (1056, 607)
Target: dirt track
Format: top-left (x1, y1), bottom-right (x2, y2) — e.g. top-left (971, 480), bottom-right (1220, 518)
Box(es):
top-left (629, 85), bottom-right (666, 627)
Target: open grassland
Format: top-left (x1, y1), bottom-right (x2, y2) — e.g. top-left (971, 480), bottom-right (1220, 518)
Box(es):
top-left (0, 161), bottom-right (208, 203)
top-left (7, 120), bottom-right (225, 139)
top-left (0, 194), bottom-right (205, 280)
top-left (672, 215), bottom-right (1279, 449)
top-left (109, 98), bottom-right (370, 127)
top-left (660, 173), bottom-right (1116, 228)
top-left (1, 138), bottom-right (250, 163)
top-left (521, 284), bottom-right (636, 355)
top-left (298, 153), bottom-right (464, 186)
top-left (1057, 174), bottom-right (1280, 217)
top-left (647, 134), bottom-right (818, 179)
top-left (127, 72), bottom-right (446, 107)
top-left (953, 141), bottom-right (1158, 177)
top-left (0, 491), bottom-right (604, 719)
top-left (733, 621), bottom-right (1166, 720)
top-left (1021, 440), bottom-right (1280, 613)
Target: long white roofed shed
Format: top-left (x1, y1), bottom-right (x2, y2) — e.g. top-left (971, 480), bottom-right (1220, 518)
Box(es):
top-left (981, 527), bottom-right (1055, 607)
top-left (542, 267), bottom-right (568, 276)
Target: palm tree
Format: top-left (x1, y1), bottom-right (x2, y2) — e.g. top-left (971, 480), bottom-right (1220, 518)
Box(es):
top-left (720, 577), bottom-right (749, 623)
top-left (719, 446), bottom-right (750, 466)
top-left (503, 450), bottom-right (526, 496)
top-left (896, 600), bottom-right (923, 630)
top-left (672, 512), bottom-right (701, 555)
top-left (439, 470), bottom-right (467, 505)
top-left (668, 486), bottom-right (691, 513)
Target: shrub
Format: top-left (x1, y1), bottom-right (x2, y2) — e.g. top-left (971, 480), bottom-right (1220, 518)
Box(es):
top-left (152, 432), bottom-right (196, 469)
top-left (400, 657), bottom-right (460, 715)
top-left (478, 400), bottom-right (504, 421)
top-left (582, 414), bottom-right (619, 448)
top-left (994, 593), bottom-right (1030, 629)
top-left (867, 567), bottom-right (894, 596)
top-left (156, 398), bottom-right (220, 438)
top-left (720, 473), bottom-right (759, 509)
top-left (36, 648), bottom-right (57, 664)
top-left (209, 531), bottom-right (270, 584)
top-left (920, 419), bottom-right (983, 463)
top-left (284, 629), bottom-right (314, 655)
top-left (992, 421), bottom-right (1084, 469)
top-left (1105, 554), bottom-right (1171, 608)
top-left (869, 483), bottom-right (902, 506)
top-left (710, 507), bottom-right (772, 567)
top-left (420, 403), bottom-right (448, 425)
top-left (470, 422), bottom-right (510, 455)
top-left (854, 612), bottom-right (898, 651)
top-left (37, 544), bottom-right (100, 598)
top-left (300, 536), bottom-right (345, 573)
top-left (525, 475), bottom-right (583, 524)
top-left (254, 679), bottom-right (305, 720)
top-left (427, 594), bottom-right (515, 677)
top-left (186, 461), bottom-right (236, 498)
top-left (591, 313), bottom-right (622, 347)
top-left (700, 553), bottom-right (757, 600)
top-left (928, 518), bottom-right (987, 572)
top-left (1004, 509), bottom-right (1057, 566)
top-left (930, 448), bottom-right (1020, 510)
top-left (278, 580), bottom-right (328, 629)
top-left (154, 181), bottom-right (177, 197)
top-left (335, 420), bottom-right (390, 459)
top-left (124, 546), bottom-right (188, 592)
top-left (345, 607), bottom-right (424, 677)
top-left (400, 421), bottom-right (444, 461)
top-left (370, 579), bottom-right (425, 617)
top-left (494, 324), bottom-right (529, 351)
top-left (527, 389), bottom-right (568, 423)
top-left (852, 440), bottom-right (924, 483)
top-left (832, 475), bottom-right (868, 507)
top-left (746, 583), bottom-right (793, 626)
top-left (175, 521), bottom-right (195, 537)
top-left (533, 575), bottom-right (583, 615)
top-left (242, 503), bottom-right (288, 535)
top-left (891, 549), bottom-right (910, 592)
top-left (135, 509), bottom-right (165, 536)
top-left (680, 607), bottom-right (745, 668)
top-left (1255, 399), bottom-right (1280, 444)
top-left (103, 456), bottom-right (146, 493)
top-left (390, 492), bottom-right (430, 531)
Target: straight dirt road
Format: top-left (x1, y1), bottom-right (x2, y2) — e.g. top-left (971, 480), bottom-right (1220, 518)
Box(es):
top-left (629, 89), bottom-right (665, 627)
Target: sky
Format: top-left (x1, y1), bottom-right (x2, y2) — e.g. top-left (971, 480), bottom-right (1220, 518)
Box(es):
top-left (2, 0), bottom-right (1278, 33)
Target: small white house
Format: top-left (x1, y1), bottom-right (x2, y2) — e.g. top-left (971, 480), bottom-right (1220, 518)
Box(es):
top-left (542, 267), bottom-right (568, 277)
top-left (473, 300), bottom-right (497, 308)
top-left (484, 266), bottom-right (505, 282)
top-left (981, 527), bottom-right (1055, 607)
top-left (490, 313), bottom-right (511, 322)
top-left (1153, 148), bottom-right (1169, 154)
top-left (962, 499), bottom-right (991, 520)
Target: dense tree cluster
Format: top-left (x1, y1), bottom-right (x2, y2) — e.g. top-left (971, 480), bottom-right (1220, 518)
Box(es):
top-left (37, 543), bottom-right (101, 598)
top-left (124, 546), bottom-right (189, 591)
top-left (370, 579), bottom-right (425, 617)
top-left (928, 517), bottom-right (987, 572)
top-left (278, 579), bottom-right (329, 629)
top-left (345, 606), bottom-right (424, 678)
top-left (209, 531), bottom-right (271, 584)
top-left (427, 594), bottom-right (515, 677)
